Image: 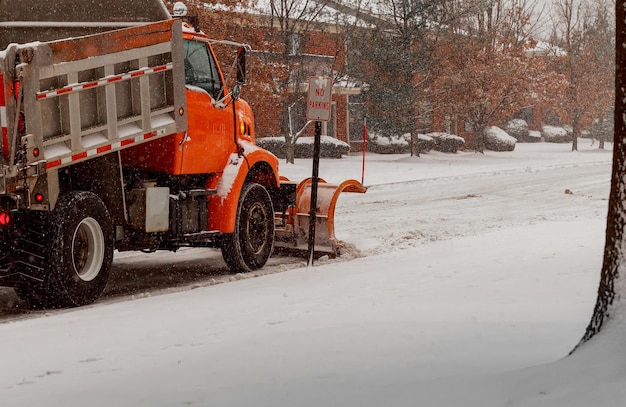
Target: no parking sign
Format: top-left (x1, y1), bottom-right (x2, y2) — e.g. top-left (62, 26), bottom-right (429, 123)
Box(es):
top-left (306, 76), bottom-right (332, 122)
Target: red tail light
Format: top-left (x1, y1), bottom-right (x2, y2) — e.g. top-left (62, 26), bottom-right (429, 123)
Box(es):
top-left (13, 81), bottom-right (20, 100)
top-left (0, 212), bottom-right (11, 226)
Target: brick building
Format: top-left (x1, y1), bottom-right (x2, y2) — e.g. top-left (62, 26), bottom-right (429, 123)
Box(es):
top-left (242, 12), bottom-right (365, 150)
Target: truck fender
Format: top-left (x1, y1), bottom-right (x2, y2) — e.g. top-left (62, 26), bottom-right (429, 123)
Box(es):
top-left (207, 147), bottom-right (280, 234)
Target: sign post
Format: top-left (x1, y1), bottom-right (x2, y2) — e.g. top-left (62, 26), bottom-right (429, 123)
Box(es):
top-left (306, 77), bottom-right (332, 266)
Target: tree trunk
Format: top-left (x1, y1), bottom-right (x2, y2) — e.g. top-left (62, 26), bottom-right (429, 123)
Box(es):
top-left (409, 133), bottom-right (420, 157)
top-left (285, 141), bottom-right (295, 164)
top-left (571, 114), bottom-right (580, 152)
top-left (577, 0), bottom-right (626, 346)
top-left (598, 116), bottom-right (606, 150)
top-left (474, 123), bottom-right (486, 154)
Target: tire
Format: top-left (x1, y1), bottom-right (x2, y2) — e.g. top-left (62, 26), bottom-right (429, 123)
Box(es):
top-left (14, 284), bottom-right (51, 309)
top-left (18, 192), bottom-right (114, 308)
top-left (221, 183), bottom-right (274, 273)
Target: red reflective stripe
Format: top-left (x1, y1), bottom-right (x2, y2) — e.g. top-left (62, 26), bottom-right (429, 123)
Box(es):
top-left (56, 87), bottom-right (73, 95)
top-left (43, 130), bottom-right (170, 169)
top-left (72, 151), bottom-right (87, 161)
top-left (97, 145), bottom-right (112, 154)
top-left (46, 159), bottom-right (62, 169)
top-left (34, 64), bottom-right (172, 100)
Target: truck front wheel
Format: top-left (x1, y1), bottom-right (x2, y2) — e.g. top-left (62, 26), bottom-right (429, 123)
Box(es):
top-left (17, 192), bottom-right (114, 308)
top-left (221, 183), bottom-right (274, 273)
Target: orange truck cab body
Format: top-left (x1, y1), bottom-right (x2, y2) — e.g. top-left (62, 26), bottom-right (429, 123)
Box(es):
top-left (120, 22), bottom-right (281, 236)
top-left (0, 3), bottom-right (365, 308)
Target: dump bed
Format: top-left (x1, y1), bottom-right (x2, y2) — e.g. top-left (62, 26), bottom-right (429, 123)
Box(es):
top-left (0, 19), bottom-right (187, 193)
top-left (0, 0), bottom-right (171, 49)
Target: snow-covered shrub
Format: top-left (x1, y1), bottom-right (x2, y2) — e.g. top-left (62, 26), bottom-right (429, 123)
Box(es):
top-left (426, 132), bottom-right (465, 153)
top-left (587, 119), bottom-right (613, 142)
top-left (504, 119), bottom-right (539, 143)
top-left (528, 130), bottom-right (542, 141)
top-left (367, 134), bottom-right (407, 154)
top-left (255, 137), bottom-right (284, 156)
top-left (367, 133), bottom-right (433, 154)
top-left (297, 136), bottom-right (350, 158)
top-left (416, 134), bottom-right (434, 153)
top-left (483, 126), bottom-right (516, 152)
top-left (541, 125), bottom-right (570, 143)
top-left (256, 136), bottom-right (350, 159)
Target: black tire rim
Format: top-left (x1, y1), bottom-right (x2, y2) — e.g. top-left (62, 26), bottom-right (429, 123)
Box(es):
top-left (245, 201), bottom-right (270, 256)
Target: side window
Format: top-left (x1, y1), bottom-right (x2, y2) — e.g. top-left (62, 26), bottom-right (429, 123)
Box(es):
top-left (183, 40), bottom-right (223, 100)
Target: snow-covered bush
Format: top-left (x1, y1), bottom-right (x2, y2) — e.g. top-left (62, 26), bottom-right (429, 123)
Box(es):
top-left (416, 134), bottom-right (434, 153)
top-left (483, 126), bottom-right (516, 152)
top-left (587, 119), bottom-right (613, 142)
top-left (529, 130), bottom-right (542, 141)
top-left (426, 132), bottom-right (465, 153)
top-left (367, 133), bottom-right (434, 154)
top-left (541, 125), bottom-right (570, 143)
top-left (504, 119), bottom-right (540, 143)
top-left (256, 136), bottom-right (350, 159)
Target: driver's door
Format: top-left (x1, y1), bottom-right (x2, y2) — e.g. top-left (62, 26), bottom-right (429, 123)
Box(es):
top-left (179, 39), bottom-right (234, 174)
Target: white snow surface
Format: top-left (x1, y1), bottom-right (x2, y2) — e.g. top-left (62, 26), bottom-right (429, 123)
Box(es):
top-left (1, 140), bottom-right (621, 407)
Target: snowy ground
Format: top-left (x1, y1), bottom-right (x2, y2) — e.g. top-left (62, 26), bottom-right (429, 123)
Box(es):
top-left (0, 140), bottom-right (619, 406)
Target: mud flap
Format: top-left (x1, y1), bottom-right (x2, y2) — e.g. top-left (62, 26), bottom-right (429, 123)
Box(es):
top-left (274, 178), bottom-right (367, 256)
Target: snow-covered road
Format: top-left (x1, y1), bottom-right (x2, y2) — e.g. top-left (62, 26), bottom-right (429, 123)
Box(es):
top-left (0, 142), bottom-right (615, 406)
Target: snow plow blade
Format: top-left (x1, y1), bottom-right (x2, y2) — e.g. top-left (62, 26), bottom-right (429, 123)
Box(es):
top-left (274, 178), bottom-right (368, 256)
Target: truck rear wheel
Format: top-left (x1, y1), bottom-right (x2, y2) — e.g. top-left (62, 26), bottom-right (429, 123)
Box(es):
top-left (17, 192), bottom-right (114, 308)
top-left (221, 183), bottom-right (274, 273)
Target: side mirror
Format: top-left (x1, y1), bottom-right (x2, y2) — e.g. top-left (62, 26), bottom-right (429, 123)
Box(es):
top-left (232, 84), bottom-right (241, 100)
top-left (236, 46), bottom-right (246, 84)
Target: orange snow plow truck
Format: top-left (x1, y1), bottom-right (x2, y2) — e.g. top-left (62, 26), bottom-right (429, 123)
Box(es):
top-left (0, 0), bottom-right (366, 307)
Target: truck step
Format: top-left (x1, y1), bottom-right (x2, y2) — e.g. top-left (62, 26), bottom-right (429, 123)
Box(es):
top-left (173, 230), bottom-right (221, 244)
